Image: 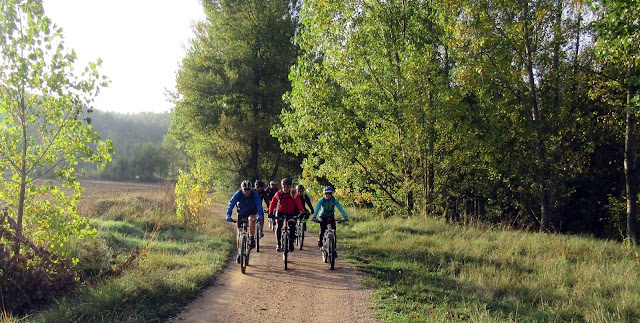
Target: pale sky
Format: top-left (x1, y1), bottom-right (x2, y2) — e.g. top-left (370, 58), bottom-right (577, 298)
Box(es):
top-left (43, 1), bottom-right (206, 114)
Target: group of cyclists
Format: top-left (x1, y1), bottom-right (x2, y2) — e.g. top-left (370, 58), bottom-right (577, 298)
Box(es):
top-left (225, 177), bottom-right (348, 264)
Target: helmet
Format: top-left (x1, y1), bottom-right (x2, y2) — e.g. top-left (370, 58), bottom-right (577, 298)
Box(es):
top-left (241, 180), bottom-right (252, 190)
top-left (255, 179), bottom-right (265, 188)
top-left (281, 177), bottom-right (292, 187)
top-left (323, 186), bottom-right (334, 194)
top-left (269, 181), bottom-right (276, 186)
top-left (295, 184), bottom-right (305, 191)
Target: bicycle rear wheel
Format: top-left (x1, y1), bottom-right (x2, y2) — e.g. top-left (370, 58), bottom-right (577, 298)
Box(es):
top-left (283, 232), bottom-right (289, 270)
top-left (298, 225), bottom-right (305, 250)
top-left (240, 235), bottom-right (247, 274)
top-left (328, 234), bottom-right (335, 270)
top-left (256, 223), bottom-right (261, 252)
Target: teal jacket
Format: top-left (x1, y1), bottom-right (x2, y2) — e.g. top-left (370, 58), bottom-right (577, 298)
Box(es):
top-left (313, 196), bottom-right (348, 220)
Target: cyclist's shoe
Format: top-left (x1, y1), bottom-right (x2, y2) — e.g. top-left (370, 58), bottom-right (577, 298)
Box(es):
top-left (236, 254), bottom-right (241, 264)
top-left (260, 232), bottom-right (264, 238)
top-left (289, 244), bottom-right (295, 252)
top-left (333, 252), bottom-right (338, 258)
top-left (276, 245), bottom-right (282, 252)
top-left (317, 240), bottom-right (322, 248)
top-left (250, 236), bottom-right (256, 249)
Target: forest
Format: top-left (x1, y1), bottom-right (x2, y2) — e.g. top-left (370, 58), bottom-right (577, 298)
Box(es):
top-left (171, 0), bottom-right (639, 242)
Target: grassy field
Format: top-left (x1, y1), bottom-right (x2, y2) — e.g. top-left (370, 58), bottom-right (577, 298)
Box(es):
top-left (9, 180), bottom-right (640, 322)
top-left (341, 208), bottom-right (640, 322)
top-left (22, 183), bottom-right (234, 322)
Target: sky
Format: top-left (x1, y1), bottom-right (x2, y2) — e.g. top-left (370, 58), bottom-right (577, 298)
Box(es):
top-left (43, 0), bottom-right (206, 114)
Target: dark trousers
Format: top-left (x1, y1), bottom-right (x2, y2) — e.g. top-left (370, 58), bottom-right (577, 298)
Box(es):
top-left (276, 213), bottom-right (296, 248)
top-left (318, 217), bottom-right (336, 245)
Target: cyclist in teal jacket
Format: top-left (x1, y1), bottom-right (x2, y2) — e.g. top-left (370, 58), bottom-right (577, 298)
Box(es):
top-left (312, 186), bottom-right (348, 248)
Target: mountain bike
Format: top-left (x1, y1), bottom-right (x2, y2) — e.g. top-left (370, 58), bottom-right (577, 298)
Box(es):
top-left (231, 217), bottom-right (252, 274)
top-left (279, 215), bottom-right (297, 270)
top-left (268, 214), bottom-right (276, 232)
top-left (295, 211), bottom-right (310, 250)
top-left (312, 217), bottom-right (345, 270)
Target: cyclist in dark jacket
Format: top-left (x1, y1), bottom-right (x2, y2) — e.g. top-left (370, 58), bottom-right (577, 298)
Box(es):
top-left (312, 186), bottom-right (348, 248)
top-left (265, 180), bottom-right (278, 220)
top-left (295, 184), bottom-right (314, 216)
top-left (268, 178), bottom-right (304, 252)
top-left (226, 180), bottom-right (264, 259)
top-left (254, 179), bottom-right (268, 237)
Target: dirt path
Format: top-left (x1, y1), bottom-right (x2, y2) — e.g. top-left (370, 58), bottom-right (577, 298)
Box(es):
top-left (167, 202), bottom-right (378, 322)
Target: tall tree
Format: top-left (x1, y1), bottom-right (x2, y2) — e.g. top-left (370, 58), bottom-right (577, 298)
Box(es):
top-left (278, 0), bottom-right (449, 216)
top-left (0, 0), bottom-right (113, 257)
top-left (593, 0), bottom-right (640, 244)
top-left (171, 0), bottom-right (299, 190)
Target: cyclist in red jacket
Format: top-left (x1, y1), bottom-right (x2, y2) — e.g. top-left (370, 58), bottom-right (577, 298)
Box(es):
top-left (268, 177), bottom-right (304, 252)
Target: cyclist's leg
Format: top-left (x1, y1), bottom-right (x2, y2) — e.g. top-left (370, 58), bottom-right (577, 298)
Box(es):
top-left (287, 216), bottom-right (296, 250)
top-left (248, 214), bottom-right (257, 237)
top-left (236, 215), bottom-right (245, 249)
top-left (276, 217), bottom-right (284, 250)
top-left (318, 218), bottom-right (327, 247)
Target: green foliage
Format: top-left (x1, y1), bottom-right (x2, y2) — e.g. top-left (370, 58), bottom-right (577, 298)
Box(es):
top-left (0, 0), bottom-right (113, 260)
top-left (344, 210), bottom-right (640, 321)
top-left (279, 0), bottom-right (450, 217)
top-left (175, 163), bottom-right (213, 226)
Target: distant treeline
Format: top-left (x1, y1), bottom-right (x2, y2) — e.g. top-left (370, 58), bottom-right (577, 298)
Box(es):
top-left (83, 110), bottom-right (180, 181)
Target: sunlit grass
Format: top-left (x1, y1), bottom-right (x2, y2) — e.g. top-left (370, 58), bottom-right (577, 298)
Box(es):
top-left (342, 208), bottom-right (640, 322)
top-left (27, 193), bottom-right (234, 322)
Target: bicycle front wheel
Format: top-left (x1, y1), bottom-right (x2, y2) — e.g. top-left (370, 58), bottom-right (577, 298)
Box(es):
top-left (240, 235), bottom-right (247, 274)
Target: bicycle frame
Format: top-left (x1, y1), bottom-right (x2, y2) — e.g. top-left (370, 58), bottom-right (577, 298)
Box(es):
top-left (235, 217), bottom-right (251, 274)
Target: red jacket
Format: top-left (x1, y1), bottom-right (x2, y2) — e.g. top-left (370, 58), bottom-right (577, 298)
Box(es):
top-left (269, 189), bottom-right (304, 216)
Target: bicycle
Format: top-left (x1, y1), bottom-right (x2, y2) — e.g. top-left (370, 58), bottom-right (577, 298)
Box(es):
top-left (231, 217), bottom-right (253, 274)
top-left (312, 217), bottom-right (345, 270)
top-left (279, 214), bottom-right (297, 270)
top-left (295, 211), bottom-right (310, 250)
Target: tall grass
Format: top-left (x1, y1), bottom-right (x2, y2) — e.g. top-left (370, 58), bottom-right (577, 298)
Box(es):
top-left (342, 208), bottom-right (640, 322)
top-left (25, 192), bottom-right (234, 322)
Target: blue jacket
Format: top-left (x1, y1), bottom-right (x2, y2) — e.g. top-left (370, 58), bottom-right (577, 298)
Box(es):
top-left (226, 189), bottom-right (264, 217)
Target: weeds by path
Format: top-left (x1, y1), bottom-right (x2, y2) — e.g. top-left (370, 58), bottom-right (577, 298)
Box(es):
top-left (26, 193), bottom-right (234, 322)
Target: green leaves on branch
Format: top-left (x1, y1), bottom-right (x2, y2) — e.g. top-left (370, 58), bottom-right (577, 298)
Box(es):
top-left (0, 0), bottom-right (113, 260)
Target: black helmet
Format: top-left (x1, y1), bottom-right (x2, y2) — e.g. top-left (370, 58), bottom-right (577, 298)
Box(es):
top-left (296, 184), bottom-right (305, 191)
top-left (323, 186), bottom-right (334, 194)
top-left (255, 179), bottom-right (265, 188)
top-left (241, 180), bottom-right (252, 190)
top-left (281, 177), bottom-right (292, 187)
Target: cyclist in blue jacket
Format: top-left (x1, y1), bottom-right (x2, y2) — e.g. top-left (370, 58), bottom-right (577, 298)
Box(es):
top-left (312, 186), bottom-right (348, 248)
top-left (226, 180), bottom-right (264, 261)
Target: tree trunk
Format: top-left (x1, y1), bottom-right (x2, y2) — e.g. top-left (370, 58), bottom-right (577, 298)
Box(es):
top-left (625, 68), bottom-right (639, 244)
top-left (523, 3), bottom-right (550, 232)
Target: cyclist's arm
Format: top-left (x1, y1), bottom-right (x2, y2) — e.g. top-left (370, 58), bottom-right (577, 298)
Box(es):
top-left (294, 194), bottom-right (305, 215)
top-left (334, 199), bottom-right (348, 220)
top-left (312, 198), bottom-right (324, 219)
top-left (268, 192), bottom-right (279, 214)
top-left (304, 195), bottom-right (314, 213)
top-left (253, 190), bottom-right (264, 217)
top-left (226, 191), bottom-right (241, 216)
